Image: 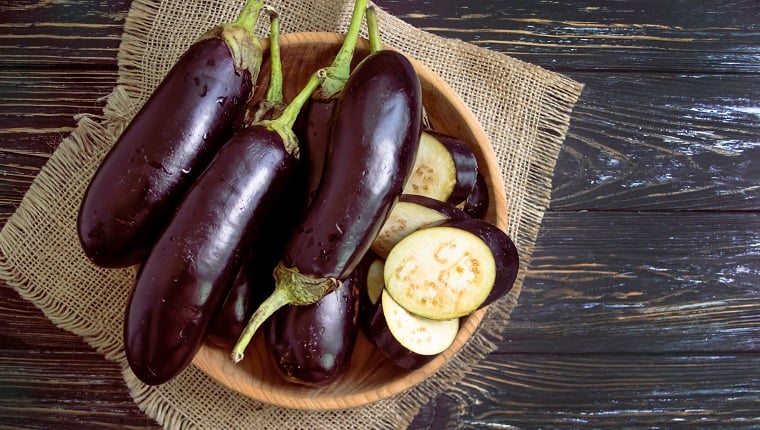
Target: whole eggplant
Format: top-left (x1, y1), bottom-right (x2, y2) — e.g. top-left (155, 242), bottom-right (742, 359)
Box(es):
top-left (232, 49), bottom-right (422, 362)
top-left (293, 0), bottom-right (368, 206)
top-left (265, 266), bottom-right (362, 386)
top-left (124, 72), bottom-right (323, 385)
top-left (77, 0), bottom-right (265, 268)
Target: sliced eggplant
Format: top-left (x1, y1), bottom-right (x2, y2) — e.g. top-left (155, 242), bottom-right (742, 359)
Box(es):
top-left (402, 130), bottom-right (478, 205)
top-left (462, 172), bottom-right (489, 219)
top-left (371, 194), bottom-right (468, 258)
top-left (358, 255), bottom-right (385, 337)
top-left (368, 289), bottom-right (459, 370)
top-left (384, 217), bottom-right (519, 320)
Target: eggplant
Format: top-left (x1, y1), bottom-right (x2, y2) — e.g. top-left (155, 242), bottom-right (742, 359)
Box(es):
top-left (206, 11), bottom-right (289, 349)
top-left (358, 254), bottom-right (385, 338)
top-left (368, 289), bottom-right (459, 370)
top-left (77, 0), bottom-right (265, 268)
top-left (206, 249), bottom-right (275, 349)
top-left (232, 49), bottom-right (423, 363)
top-left (294, 0), bottom-right (369, 206)
top-left (124, 71), bottom-right (324, 385)
top-left (462, 172), bottom-right (489, 219)
top-left (265, 264), bottom-right (362, 386)
top-left (383, 217), bottom-right (519, 320)
top-left (371, 194), bottom-right (468, 258)
top-left (402, 130), bottom-right (479, 205)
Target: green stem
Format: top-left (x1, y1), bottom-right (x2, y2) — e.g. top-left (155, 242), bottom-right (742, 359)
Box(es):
top-left (266, 69), bottom-right (325, 132)
top-left (320, 0), bottom-right (369, 99)
top-left (264, 7), bottom-right (283, 104)
top-left (259, 69), bottom-right (326, 155)
top-left (231, 262), bottom-right (340, 363)
top-left (233, 0), bottom-right (265, 29)
top-left (366, 5), bottom-right (382, 53)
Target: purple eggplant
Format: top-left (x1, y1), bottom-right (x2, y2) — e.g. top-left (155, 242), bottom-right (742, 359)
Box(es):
top-left (124, 71), bottom-right (324, 385)
top-left (383, 217), bottom-right (519, 320)
top-left (205, 249), bottom-right (275, 349)
top-left (265, 266), bottom-right (362, 386)
top-left (232, 49), bottom-right (423, 363)
top-left (77, 0), bottom-right (264, 268)
top-left (205, 10), bottom-right (287, 349)
top-left (294, 0), bottom-right (369, 206)
top-left (402, 130), bottom-right (479, 205)
top-left (463, 172), bottom-right (489, 219)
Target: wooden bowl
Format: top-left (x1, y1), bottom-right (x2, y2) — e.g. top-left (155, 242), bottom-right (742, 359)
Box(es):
top-left (192, 32), bottom-right (508, 410)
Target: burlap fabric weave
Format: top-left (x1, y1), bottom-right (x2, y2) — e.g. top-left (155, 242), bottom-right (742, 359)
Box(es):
top-left (0, 0), bottom-right (582, 428)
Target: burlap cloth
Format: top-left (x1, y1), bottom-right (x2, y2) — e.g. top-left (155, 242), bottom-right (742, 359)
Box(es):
top-left (0, 0), bottom-right (582, 428)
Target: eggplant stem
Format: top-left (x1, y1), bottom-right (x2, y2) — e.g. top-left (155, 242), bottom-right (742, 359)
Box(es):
top-left (259, 70), bottom-right (325, 156)
top-left (231, 261), bottom-right (340, 363)
top-left (320, 0), bottom-right (368, 99)
top-left (234, 0), bottom-right (265, 29)
top-left (264, 7), bottom-right (283, 104)
top-left (366, 6), bottom-right (383, 53)
top-left (265, 70), bottom-right (325, 131)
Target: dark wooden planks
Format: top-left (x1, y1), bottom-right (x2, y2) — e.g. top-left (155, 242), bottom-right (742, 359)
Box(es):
top-left (2, 0), bottom-right (758, 72)
top-left (0, 68), bottom-right (116, 224)
top-left (503, 211), bottom-right (760, 354)
top-left (412, 354), bottom-right (760, 429)
top-left (377, 0), bottom-right (760, 73)
top-left (0, 0), bottom-right (758, 428)
top-left (0, 0), bottom-right (129, 67)
top-left (552, 72), bottom-right (760, 211)
top-left (0, 287), bottom-right (160, 429)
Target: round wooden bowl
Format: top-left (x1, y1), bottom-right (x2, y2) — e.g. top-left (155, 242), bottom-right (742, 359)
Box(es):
top-left (192, 32), bottom-right (508, 410)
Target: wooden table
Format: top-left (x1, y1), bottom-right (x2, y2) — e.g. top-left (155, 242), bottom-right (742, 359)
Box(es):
top-left (1, 1), bottom-right (758, 428)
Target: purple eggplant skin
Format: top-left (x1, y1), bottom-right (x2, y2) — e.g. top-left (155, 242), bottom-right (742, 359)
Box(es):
top-left (435, 217), bottom-right (520, 309)
top-left (426, 130), bottom-right (479, 205)
top-left (124, 125), bottom-right (297, 385)
top-left (205, 250), bottom-right (276, 349)
top-left (281, 50), bottom-right (423, 282)
top-left (265, 266), bottom-right (362, 386)
top-left (78, 27), bottom-right (262, 268)
top-left (293, 99), bottom-right (336, 207)
top-left (463, 172), bottom-right (489, 219)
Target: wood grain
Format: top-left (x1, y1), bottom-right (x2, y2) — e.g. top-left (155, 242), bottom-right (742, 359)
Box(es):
top-left (553, 72), bottom-right (760, 211)
top-left (0, 0), bottom-right (758, 428)
top-left (412, 354), bottom-right (760, 428)
top-left (505, 211), bottom-right (760, 353)
top-left (379, 0), bottom-right (760, 73)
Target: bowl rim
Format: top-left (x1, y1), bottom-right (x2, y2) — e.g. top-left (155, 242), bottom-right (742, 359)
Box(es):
top-left (192, 31), bottom-right (508, 411)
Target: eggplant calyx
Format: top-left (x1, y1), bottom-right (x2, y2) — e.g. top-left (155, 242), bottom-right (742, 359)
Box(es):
top-left (319, 0), bottom-right (368, 99)
top-left (259, 69), bottom-right (326, 157)
top-left (272, 262), bottom-right (341, 305)
top-left (230, 262), bottom-right (339, 363)
top-left (204, 0), bottom-right (264, 76)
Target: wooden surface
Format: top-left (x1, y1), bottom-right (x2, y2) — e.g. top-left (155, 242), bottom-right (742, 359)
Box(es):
top-left (0, 0), bottom-right (758, 428)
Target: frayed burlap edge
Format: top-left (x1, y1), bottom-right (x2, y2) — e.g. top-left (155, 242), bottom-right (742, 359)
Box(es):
top-left (0, 0), bottom-right (582, 428)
